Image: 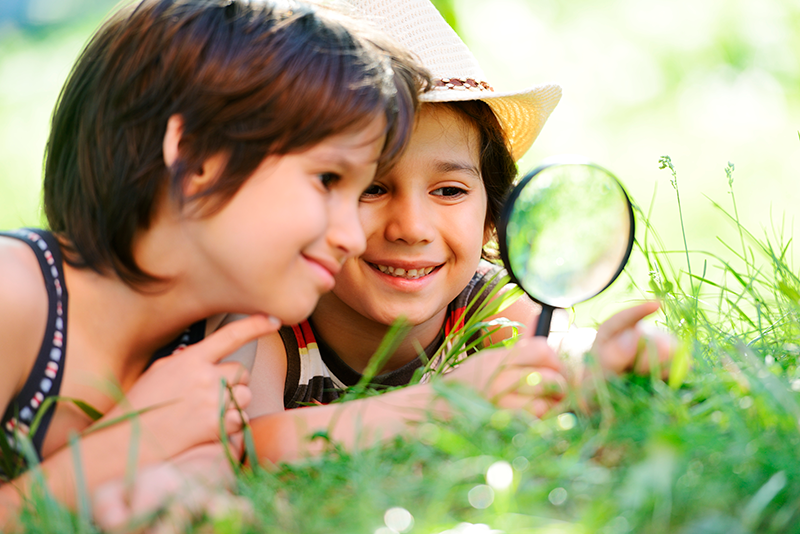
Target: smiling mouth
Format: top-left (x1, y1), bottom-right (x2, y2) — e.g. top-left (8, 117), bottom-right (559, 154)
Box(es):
top-left (368, 262), bottom-right (439, 280)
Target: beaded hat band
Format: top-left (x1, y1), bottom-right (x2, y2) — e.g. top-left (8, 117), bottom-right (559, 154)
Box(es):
top-left (434, 77), bottom-right (494, 92)
top-left (340, 0), bottom-right (561, 160)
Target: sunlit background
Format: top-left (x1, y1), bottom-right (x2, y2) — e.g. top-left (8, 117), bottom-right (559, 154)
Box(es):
top-left (1, 0), bottom-right (798, 323)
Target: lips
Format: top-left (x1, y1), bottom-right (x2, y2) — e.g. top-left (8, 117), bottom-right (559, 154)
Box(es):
top-left (303, 254), bottom-right (341, 289)
top-left (367, 261), bottom-right (440, 280)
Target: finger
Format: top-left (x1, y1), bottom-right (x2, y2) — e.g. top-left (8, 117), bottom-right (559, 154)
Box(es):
top-left (171, 443), bottom-right (237, 487)
top-left (228, 384), bottom-right (252, 411)
top-left (516, 368), bottom-right (568, 399)
top-left (594, 327), bottom-right (643, 375)
top-left (505, 337), bottom-right (563, 372)
top-left (632, 328), bottom-right (676, 376)
top-left (223, 408), bottom-right (248, 436)
top-left (129, 463), bottom-right (184, 512)
top-left (226, 432), bottom-right (246, 463)
top-left (190, 314), bottom-right (280, 363)
top-left (151, 499), bottom-right (195, 534)
top-left (596, 301), bottom-right (660, 342)
top-left (498, 394), bottom-right (557, 418)
top-left (217, 361), bottom-right (251, 387)
top-left (489, 367), bottom-right (566, 403)
top-left (93, 482), bottom-right (129, 530)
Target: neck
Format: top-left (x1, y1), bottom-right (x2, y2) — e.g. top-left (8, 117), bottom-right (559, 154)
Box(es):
top-left (64, 264), bottom-right (211, 363)
top-left (310, 293), bottom-right (446, 375)
top-left (60, 214), bottom-right (227, 382)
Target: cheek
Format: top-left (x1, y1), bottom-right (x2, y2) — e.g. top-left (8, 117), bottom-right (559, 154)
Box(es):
top-left (331, 259), bottom-right (362, 299)
top-left (457, 198), bottom-right (490, 247)
top-left (358, 204), bottom-right (385, 240)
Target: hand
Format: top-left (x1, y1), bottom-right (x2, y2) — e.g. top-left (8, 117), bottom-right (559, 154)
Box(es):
top-left (99, 314), bottom-right (279, 462)
top-left (93, 442), bottom-right (253, 533)
top-left (591, 301), bottom-right (676, 377)
top-left (445, 337), bottom-right (568, 418)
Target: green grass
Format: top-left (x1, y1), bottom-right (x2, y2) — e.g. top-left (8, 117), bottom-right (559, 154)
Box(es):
top-left (225, 162), bottom-right (800, 534)
top-left (10, 159), bottom-right (800, 533)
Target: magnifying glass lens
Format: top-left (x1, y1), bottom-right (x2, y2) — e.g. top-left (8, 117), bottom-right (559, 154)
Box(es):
top-left (499, 160), bottom-right (634, 334)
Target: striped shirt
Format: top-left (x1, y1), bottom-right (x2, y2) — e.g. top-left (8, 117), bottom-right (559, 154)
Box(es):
top-left (282, 261), bottom-right (506, 408)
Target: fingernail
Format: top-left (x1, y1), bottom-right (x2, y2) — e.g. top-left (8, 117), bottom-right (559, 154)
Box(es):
top-left (267, 315), bottom-right (281, 327)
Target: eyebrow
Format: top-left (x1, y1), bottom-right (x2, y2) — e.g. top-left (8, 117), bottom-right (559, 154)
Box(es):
top-left (311, 147), bottom-right (380, 170)
top-left (310, 152), bottom-right (358, 172)
top-left (434, 160), bottom-right (481, 179)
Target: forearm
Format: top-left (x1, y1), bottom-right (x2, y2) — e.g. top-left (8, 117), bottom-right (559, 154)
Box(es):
top-left (0, 482), bottom-right (23, 531)
top-left (251, 384), bottom-right (449, 463)
top-left (1, 415), bottom-right (200, 527)
top-left (251, 340), bottom-right (567, 464)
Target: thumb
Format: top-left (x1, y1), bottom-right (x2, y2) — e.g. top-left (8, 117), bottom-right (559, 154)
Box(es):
top-left (596, 301), bottom-right (660, 342)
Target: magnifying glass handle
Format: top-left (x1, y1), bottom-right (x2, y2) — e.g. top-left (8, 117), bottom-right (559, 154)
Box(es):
top-left (534, 304), bottom-right (554, 337)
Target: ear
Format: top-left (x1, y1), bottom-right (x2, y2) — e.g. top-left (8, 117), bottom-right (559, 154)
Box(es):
top-left (163, 114), bottom-right (223, 197)
top-left (163, 114), bottom-right (183, 168)
top-left (483, 222), bottom-right (495, 246)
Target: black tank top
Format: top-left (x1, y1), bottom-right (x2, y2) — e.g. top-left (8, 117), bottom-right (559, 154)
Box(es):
top-left (1, 229), bottom-right (68, 472)
top-left (0, 229), bottom-right (205, 476)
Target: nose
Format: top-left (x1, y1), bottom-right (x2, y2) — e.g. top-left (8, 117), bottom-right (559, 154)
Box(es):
top-left (328, 196), bottom-right (367, 261)
top-left (383, 190), bottom-right (435, 245)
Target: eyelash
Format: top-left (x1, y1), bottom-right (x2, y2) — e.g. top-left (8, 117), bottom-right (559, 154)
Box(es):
top-left (360, 183), bottom-right (386, 199)
top-left (318, 172), bottom-right (341, 190)
top-left (360, 184), bottom-right (469, 200)
top-left (432, 186), bottom-right (468, 198)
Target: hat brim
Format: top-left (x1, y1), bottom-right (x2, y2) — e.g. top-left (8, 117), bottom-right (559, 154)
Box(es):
top-left (421, 83), bottom-right (562, 160)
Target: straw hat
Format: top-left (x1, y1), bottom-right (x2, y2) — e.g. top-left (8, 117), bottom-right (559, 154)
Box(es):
top-left (341, 0), bottom-right (561, 160)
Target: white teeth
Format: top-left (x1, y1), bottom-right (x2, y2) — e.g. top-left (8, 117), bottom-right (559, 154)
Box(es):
top-left (373, 263), bottom-right (436, 279)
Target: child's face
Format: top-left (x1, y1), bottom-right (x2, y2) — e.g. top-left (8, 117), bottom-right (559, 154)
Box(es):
top-left (327, 105), bottom-right (489, 328)
top-left (183, 115), bottom-right (386, 324)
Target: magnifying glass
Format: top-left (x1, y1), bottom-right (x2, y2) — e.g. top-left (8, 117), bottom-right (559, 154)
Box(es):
top-left (498, 157), bottom-right (635, 337)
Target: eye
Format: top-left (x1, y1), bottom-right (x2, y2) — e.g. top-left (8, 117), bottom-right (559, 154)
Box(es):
top-left (317, 172), bottom-right (341, 190)
top-left (432, 186), bottom-right (467, 198)
top-left (360, 183), bottom-right (387, 199)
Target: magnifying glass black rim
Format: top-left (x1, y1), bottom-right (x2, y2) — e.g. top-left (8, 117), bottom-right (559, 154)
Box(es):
top-left (497, 158), bottom-right (636, 309)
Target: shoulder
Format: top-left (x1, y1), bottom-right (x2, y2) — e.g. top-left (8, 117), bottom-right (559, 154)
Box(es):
top-left (247, 331), bottom-right (288, 417)
top-left (456, 260), bottom-right (508, 309)
top-left (0, 236), bottom-right (49, 333)
top-left (470, 259), bottom-right (538, 341)
top-left (257, 330), bottom-right (289, 361)
top-left (472, 260), bottom-right (507, 292)
top-left (0, 237), bottom-right (50, 407)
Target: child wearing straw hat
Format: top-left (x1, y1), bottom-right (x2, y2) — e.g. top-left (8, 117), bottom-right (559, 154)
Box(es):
top-left (240, 0), bottom-right (675, 462)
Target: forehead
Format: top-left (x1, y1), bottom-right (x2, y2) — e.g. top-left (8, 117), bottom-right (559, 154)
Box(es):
top-left (302, 114), bottom-right (387, 163)
top-left (409, 104), bottom-right (481, 161)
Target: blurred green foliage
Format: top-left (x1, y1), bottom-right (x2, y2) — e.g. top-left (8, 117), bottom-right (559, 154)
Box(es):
top-left (0, 0), bottom-right (117, 229)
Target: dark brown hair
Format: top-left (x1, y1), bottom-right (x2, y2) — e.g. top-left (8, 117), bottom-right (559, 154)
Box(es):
top-left (44, 0), bottom-right (429, 285)
top-left (439, 100), bottom-right (517, 260)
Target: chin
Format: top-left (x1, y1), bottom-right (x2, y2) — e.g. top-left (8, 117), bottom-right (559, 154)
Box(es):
top-left (275, 300), bottom-right (317, 326)
top-left (371, 307), bottom-right (430, 328)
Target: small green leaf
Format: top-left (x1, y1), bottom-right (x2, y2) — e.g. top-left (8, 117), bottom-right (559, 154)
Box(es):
top-left (668, 341), bottom-right (692, 389)
top-left (777, 281), bottom-right (800, 303)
